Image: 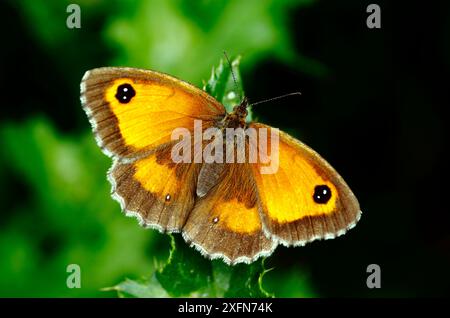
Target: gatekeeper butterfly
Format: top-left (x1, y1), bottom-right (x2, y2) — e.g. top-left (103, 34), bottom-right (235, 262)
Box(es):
top-left (80, 64), bottom-right (361, 265)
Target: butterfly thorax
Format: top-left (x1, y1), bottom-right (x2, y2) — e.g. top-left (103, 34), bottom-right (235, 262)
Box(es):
top-left (222, 97), bottom-right (248, 129)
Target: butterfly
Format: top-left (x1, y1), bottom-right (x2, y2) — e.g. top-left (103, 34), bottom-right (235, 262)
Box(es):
top-left (80, 66), bottom-right (361, 265)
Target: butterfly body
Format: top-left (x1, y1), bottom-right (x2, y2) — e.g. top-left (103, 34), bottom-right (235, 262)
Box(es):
top-left (81, 66), bottom-right (361, 264)
top-left (225, 98), bottom-right (249, 126)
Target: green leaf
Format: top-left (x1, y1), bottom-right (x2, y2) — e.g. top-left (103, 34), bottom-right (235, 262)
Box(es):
top-left (204, 56), bottom-right (242, 110)
top-left (155, 235), bottom-right (212, 297)
top-left (104, 276), bottom-right (169, 298)
top-left (224, 261), bottom-right (274, 298)
top-left (203, 56), bottom-right (252, 121)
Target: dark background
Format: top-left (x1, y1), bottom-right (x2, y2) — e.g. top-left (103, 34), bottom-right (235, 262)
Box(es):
top-left (0, 0), bottom-right (448, 297)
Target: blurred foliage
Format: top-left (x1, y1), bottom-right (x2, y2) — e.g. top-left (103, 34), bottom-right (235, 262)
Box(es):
top-left (0, 117), bottom-right (167, 296)
top-left (0, 0), bottom-right (317, 297)
top-left (105, 0), bottom-right (326, 80)
top-left (10, 0), bottom-right (325, 86)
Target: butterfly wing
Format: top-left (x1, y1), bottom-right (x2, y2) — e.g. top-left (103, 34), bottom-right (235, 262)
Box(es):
top-left (81, 67), bottom-right (225, 232)
top-left (249, 123), bottom-right (361, 246)
top-left (182, 161), bottom-right (276, 264)
top-left (80, 67), bottom-right (225, 160)
top-left (108, 143), bottom-right (202, 232)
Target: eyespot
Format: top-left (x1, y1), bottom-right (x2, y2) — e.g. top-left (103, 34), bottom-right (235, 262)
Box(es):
top-left (212, 217), bottom-right (219, 224)
top-left (115, 83), bottom-right (136, 103)
top-left (165, 194), bottom-right (171, 202)
top-left (313, 185), bottom-right (332, 204)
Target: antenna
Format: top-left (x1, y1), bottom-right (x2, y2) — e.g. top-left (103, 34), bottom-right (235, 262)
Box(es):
top-left (223, 51), bottom-right (242, 102)
top-left (223, 52), bottom-right (301, 109)
top-left (249, 92), bottom-right (302, 108)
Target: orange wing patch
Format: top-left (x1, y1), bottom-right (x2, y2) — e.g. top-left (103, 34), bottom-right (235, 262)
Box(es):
top-left (81, 67), bottom-right (225, 159)
top-left (249, 123), bottom-right (361, 246)
top-left (213, 198), bottom-right (261, 234)
top-left (182, 163), bottom-right (276, 264)
top-left (257, 137), bottom-right (339, 222)
top-left (109, 144), bottom-right (201, 232)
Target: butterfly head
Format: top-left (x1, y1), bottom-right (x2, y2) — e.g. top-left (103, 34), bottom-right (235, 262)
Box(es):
top-left (223, 97), bottom-right (248, 128)
top-left (233, 97), bottom-right (249, 117)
